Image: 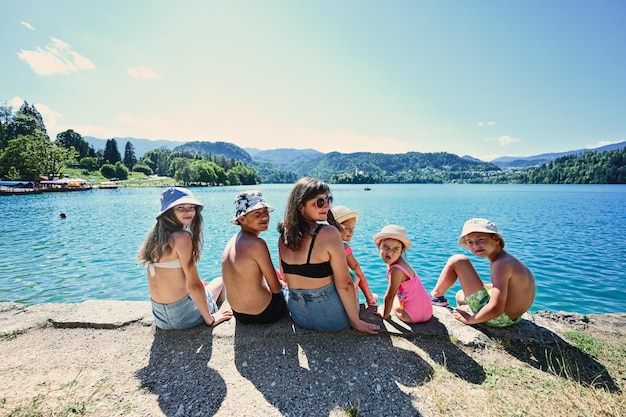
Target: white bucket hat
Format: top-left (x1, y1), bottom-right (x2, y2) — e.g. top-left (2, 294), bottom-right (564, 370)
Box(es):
top-left (330, 205), bottom-right (359, 223)
top-left (458, 218), bottom-right (505, 249)
top-left (157, 187), bottom-right (203, 219)
top-left (231, 190), bottom-right (274, 225)
top-left (373, 224), bottom-right (412, 249)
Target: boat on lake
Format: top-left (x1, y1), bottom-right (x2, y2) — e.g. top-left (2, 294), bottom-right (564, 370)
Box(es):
top-left (0, 181), bottom-right (41, 195)
top-left (98, 181), bottom-right (119, 189)
top-left (39, 178), bottom-right (92, 192)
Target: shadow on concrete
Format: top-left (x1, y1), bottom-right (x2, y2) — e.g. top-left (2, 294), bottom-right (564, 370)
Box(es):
top-left (477, 318), bottom-right (622, 393)
top-left (360, 305), bottom-right (486, 385)
top-left (136, 328), bottom-right (224, 417)
top-left (234, 315), bottom-right (428, 417)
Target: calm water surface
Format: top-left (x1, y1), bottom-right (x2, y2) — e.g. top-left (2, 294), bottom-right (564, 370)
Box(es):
top-left (1, 184), bottom-right (625, 314)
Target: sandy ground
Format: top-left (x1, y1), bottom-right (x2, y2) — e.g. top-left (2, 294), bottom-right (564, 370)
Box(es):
top-left (1, 302), bottom-right (624, 417)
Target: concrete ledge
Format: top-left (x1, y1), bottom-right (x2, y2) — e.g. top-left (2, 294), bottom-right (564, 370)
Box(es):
top-left (1, 300), bottom-right (607, 350)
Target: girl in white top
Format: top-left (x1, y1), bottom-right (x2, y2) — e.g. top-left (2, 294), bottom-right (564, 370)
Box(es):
top-left (137, 187), bottom-right (232, 330)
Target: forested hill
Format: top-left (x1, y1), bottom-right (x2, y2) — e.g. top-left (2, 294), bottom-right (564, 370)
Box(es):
top-left (519, 146), bottom-right (626, 184)
top-left (294, 151), bottom-right (500, 183)
top-left (173, 141), bottom-right (252, 163)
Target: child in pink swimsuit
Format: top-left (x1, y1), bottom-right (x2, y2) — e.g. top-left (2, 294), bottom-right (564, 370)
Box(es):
top-left (331, 206), bottom-right (379, 307)
top-left (373, 224), bottom-right (432, 323)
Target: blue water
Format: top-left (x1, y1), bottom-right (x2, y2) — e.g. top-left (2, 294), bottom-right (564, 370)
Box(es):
top-left (1, 184), bottom-right (625, 314)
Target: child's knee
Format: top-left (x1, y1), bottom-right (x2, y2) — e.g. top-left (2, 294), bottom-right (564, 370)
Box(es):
top-left (448, 253), bottom-right (470, 266)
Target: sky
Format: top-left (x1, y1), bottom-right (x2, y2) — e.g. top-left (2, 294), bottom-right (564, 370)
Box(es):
top-left (2, 1), bottom-right (625, 161)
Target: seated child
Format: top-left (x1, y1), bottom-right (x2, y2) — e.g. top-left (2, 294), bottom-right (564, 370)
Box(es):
top-left (430, 218), bottom-right (536, 327)
top-left (221, 190), bottom-right (287, 324)
top-left (138, 187), bottom-right (232, 330)
top-left (330, 205), bottom-right (379, 306)
top-left (373, 225), bottom-right (432, 323)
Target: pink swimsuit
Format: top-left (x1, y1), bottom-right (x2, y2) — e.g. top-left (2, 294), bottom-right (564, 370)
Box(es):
top-left (387, 264), bottom-right (432, 323)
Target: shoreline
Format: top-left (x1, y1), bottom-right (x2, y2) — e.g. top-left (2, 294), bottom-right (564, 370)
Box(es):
top-left (1, 301), bottom-right (624, 416)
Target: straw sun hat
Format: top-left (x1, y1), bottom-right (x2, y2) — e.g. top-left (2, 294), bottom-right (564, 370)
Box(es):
top-left (373, 224), bottom-right (412, 249)
top-left (458, 218), bottom-right (505, 249)
top-left (330, 205), bottom-right (359, 223)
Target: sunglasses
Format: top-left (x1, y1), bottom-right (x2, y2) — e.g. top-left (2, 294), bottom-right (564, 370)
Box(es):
top-left (314, 196), bottom-right (333, 208)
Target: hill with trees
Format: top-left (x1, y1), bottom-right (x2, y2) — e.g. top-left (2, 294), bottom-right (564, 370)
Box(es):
top-left (517, 147), bottom-right (626, 184)
top-left (0, 102), bottom-right (261, 186)
top-left (3, 100), bottom-right (625, 185)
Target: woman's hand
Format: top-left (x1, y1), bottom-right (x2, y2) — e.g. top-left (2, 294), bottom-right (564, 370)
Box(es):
top-left (353, 320), bottom-right (379, 334)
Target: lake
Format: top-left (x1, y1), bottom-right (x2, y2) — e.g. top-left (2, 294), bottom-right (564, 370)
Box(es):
top-left (1, 183), bottom-right (625, 315)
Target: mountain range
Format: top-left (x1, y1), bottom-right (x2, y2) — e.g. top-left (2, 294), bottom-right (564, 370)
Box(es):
top-left (84, 136), bottom-right (626, 170)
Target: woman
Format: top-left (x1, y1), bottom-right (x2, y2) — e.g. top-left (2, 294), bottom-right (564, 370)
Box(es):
top-left (278, 177), bottom-right (379, 334)
top-left (137, 187), bottom-right (232, 330)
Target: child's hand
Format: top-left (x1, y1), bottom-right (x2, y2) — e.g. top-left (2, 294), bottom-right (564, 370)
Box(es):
top-left (452, 309), bottom-right (472, 324)
top-left (366, 293), bottom-right (379, 306)
top-left (211, 308), bottom-right (234, 326)
top-left (373, 305), bottom-right (390, 320)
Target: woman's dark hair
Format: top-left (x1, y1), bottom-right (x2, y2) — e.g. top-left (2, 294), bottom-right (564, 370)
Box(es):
top-left (278, 177), bottom-right (336, 250)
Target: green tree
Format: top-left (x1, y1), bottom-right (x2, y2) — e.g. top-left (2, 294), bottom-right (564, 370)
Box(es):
top-left (56, 129), bottom-right (90, 159)
top-left (132, 162), bottom-right (153, 175)
top-left (103, 138), bottom-right (121, 164)
top-left (0, 133), bottom-right (52, 179)
top-left (0, 101), bottom-right (13, 149)
top-left (123, 141), bottom-right (137, 169)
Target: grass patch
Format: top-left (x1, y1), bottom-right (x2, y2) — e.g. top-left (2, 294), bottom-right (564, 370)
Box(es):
top-left (344, 398), bottom-right (360, 417)
top-left (6, 371), bottom-right (110, 417)
top-left (2, 329), bottom-right (24, 339)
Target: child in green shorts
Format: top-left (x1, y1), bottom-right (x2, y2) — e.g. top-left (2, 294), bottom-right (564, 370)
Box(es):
top-left (429, 218), bottom-right (536, 327)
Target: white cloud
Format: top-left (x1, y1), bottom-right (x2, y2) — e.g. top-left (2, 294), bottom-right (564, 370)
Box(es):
top-left (127, 66), bottom-right (161, 79)
top-left (34, 103), bottom-right (63, 134)
top-left (313, 130), bottom-right (413, 154)
top-left (17, 37), bottom-right (94, 75)
top-left (487, 135), bottom-right (521, 146)
top-left (585, 139), bottom-right (625, 149)
top-left (477, 121), bottom-right (495, 127)
top-left (21, 21), bottom-right (36, 31)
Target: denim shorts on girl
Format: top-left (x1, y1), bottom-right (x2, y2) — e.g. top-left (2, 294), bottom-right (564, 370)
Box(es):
top-left (285, 281), bottom-right (350, 332)
top-left (151, 292), bottom-right (218, 330)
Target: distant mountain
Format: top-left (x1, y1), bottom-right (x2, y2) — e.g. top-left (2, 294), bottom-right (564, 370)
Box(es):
top-left (250, 148), bottom-right (325, 171)
top-left (84, 136), bottom-right (180, 158)
top-left (83, 135), bottom-right (626, 179)
top-left (489, 141), bottom-right (626, 168)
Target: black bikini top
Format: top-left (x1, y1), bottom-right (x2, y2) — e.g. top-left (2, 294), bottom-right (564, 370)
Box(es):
top-left (281, 224), bottom-right (333, 278)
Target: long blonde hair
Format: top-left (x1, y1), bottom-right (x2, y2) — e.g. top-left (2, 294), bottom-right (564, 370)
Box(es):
top-left (137, 208), bottom-right (204, 267)
top-left (277, 177), bottom-right (339, 251)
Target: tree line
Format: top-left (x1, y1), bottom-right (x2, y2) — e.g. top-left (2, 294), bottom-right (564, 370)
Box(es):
top-left (517, 148), bottom-right (626, 184)
top-left (0, 101), bottom-right (260, 186)
top-left (2, 100), bottom-right (623, 185)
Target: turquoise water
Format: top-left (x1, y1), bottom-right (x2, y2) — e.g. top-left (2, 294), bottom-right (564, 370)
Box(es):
top-left (1, 184), bottom-right (625, 314)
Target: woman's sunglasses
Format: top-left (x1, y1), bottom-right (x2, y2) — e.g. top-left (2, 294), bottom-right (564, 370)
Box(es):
top-left (314, 196), bottom-right (333, 208)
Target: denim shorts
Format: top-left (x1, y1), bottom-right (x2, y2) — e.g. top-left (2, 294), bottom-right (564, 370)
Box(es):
top-left (151, 292), bottom-right (218, 330)
top-left (286, 281), bottom-right (350, 332)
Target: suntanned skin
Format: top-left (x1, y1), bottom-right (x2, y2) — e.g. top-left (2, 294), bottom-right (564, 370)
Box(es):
top-left (338, 217), bottom-right (376, 306)
top-left (278, 193), bottom-right (379, 335)
top-left (432, 232), bottom-right (535, 325)
top-left (147, 204), bottom-right (233, 326)
top-left (221, 208), bottom-right (285, 315)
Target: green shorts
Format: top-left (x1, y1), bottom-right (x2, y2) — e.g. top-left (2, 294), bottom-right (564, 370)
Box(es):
top-left (465, 288), bottom-right (521, 328)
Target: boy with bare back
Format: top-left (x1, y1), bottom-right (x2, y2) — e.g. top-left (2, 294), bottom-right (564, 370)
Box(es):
top-left (430, 218), bottom-right (535, 327)
top-left (221, 190), bottom-right (287, 324)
